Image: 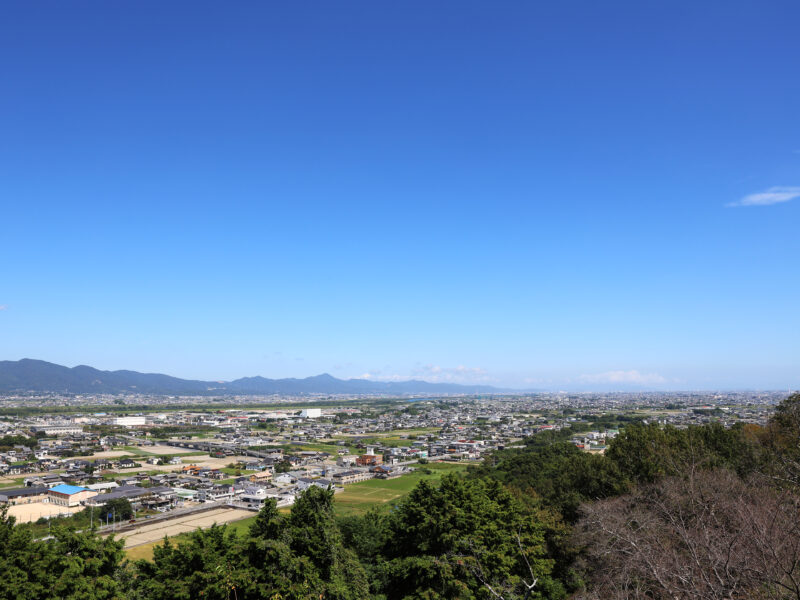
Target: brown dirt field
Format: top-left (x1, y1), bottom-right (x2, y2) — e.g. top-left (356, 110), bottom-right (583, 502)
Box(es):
top-left (109, 508), bottom-right (253, 547)
top-left (7, 502), bottom-right (82, 523)
top-left (113, 455), bottom-right (250, 474)
top-left (141, 444), bottom-right (196, 455)
top-left (83, 450), bottom-right (129, 458)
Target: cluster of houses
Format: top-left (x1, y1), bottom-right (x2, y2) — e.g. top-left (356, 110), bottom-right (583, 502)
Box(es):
top-left (569, 430), bottom-right (619, 453)
top-left (0, 441), bottom-right (415, 522)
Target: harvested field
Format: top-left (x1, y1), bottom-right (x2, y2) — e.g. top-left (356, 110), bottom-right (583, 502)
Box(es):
top-left (110, 508), bottom-right (253, 548)
top-left (112, 455), bottom-right (250, 475)
top-left (137, 444), bottom-right (197, 455)
top-left (7, 502), bottom-right (82, 523)
top-left (84, 450), bottom-right (129, 459)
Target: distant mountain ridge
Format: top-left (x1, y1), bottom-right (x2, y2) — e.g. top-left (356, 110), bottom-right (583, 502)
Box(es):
top-left (0, 359), bottom-right (505, 396)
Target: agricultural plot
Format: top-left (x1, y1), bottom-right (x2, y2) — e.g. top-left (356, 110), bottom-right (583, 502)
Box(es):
top-left (333, 462), bottom-right (469, 516)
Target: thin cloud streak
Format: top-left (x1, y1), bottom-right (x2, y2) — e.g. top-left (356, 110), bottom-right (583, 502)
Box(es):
top-left (356, 364), bottom-right (493, 384)
top-left (728, 186), bottom-right (800, 207)
top-left (579, 370), bottom-right (667, 385)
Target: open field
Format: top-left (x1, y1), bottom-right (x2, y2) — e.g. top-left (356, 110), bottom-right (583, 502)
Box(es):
top-left (333, 462), bottom-right (469, 516)
top-left (67, 445), bottom-right (201, 462)
top-left (143, 444), bottom-right (202, 455)
top-left (112, 455), bottom-right (249, 475)
top-left (111, 508), bottom-right (254, 548)
top-left (8, 502), bottom-right (82, 523)
top-left (86, 449), bottom-right (130, 458)
top-left (0, 476), bottom-right (26, 489)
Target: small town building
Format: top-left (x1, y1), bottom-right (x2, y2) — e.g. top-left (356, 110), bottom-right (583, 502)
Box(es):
top-left (0, 486), bottom-right (49, 505)
top-left (48, 484), bottom-right (96, 507)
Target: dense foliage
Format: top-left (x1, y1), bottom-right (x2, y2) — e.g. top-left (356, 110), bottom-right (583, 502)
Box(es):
top-left (0, 507), bottom-right (125, 600)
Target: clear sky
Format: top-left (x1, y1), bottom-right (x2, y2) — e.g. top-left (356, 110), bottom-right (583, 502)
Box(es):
top-left (1, 2), bottom-right (799, 391)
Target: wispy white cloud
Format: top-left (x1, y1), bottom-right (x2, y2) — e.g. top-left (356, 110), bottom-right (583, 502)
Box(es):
top-left (579, 370), bottom-right (666, 385)
top-left (727, 186), bottom-right (800, 207)
top-left (0, 305), bottom-right (7, 311)
top-left (356, 364), bottom-right (493, 384)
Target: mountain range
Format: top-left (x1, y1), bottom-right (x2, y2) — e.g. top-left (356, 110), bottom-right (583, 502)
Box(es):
top-left (0, 359), bottom-right (504, 396)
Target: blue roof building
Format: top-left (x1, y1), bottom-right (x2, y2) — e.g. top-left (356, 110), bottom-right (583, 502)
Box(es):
top-left (48, 484), bottom-right (94, 507)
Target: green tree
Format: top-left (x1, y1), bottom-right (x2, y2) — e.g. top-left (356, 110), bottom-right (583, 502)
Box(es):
top-left (102, 497), bottom-right (133, 521)
top-left (606, 422), bottom-right (761, 484)
top-left (379, 475), bottom-right (565, 599)
top-left (0, 506), bottom-right (125, 600)
top-left (135, 489), bottom-right (369, 600)
top-left (473, 442), bottom-right (628, 522)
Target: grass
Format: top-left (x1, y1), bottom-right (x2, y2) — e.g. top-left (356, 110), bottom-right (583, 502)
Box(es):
top-left (282, 442), bottom-right (342, 453)
top-left (332, 462), bottom-right (469, 516)
top-left (0, 477), bottom-right (26, 489)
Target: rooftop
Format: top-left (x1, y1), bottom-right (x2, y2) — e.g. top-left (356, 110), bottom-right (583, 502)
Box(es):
top-left (49, 484), bottom-right (87, 495)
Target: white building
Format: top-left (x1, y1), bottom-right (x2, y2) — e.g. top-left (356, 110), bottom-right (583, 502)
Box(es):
top-left (30, 425), bottom-right (84, 437)
top-left (300, 408), bottom-right (322, 419)
top-left (114, 416), bottom-right (146, 427)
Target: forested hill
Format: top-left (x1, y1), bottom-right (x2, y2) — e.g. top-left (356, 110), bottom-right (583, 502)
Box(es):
top-left (0, 358), bottom-right (504, 395)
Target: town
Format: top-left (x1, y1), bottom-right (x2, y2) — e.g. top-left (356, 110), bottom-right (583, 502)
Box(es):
top-left (0, 391), bottom-right (782, 552)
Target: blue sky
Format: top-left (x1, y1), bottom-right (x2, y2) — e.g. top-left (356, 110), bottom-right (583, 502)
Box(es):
top-left (1, 2), bottom-right (799, 391)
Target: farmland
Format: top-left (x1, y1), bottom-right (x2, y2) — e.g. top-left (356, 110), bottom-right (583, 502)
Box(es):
top-left (332, 462), bottom-right (469, 516)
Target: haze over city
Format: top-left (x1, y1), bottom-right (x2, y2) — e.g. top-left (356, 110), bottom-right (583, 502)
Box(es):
top-left (2, 3), bottom-right (799, 391)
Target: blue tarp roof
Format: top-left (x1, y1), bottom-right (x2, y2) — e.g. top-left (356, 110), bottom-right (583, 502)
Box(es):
top-left (49, 484), bottom-right (87, 495)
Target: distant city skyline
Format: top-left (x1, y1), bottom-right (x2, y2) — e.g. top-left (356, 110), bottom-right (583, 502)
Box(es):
top-left (1, 3), bottom-right (798, 391)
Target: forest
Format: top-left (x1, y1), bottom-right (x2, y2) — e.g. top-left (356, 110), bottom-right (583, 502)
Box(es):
top-left (2, 393), bottom-right (800, 599)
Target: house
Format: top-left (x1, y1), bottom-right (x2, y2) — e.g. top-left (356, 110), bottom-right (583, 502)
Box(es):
top-left (247, 470), bottom-right (272, 483)
top-left (24, 473), bottom-right (62, 488)
top-left (355, 454), bottom-right (382, 467)
top-left (85, 482), bottom-right (119, 492)
top-left (118, 458), bottom-right (138, 469)
top-left (198, 468), bottom-right (225, 480)
top-left (296, 478), bottom-right (334, 492)
top-left (140, 486), bottom-right (177, 511)
top-left (371, 465), bottom-right (401, 479)
top-left (274, 473), bottom-right (296, 485)
top-left (85, 485), bottom-right (148, 506)
top-left (239, 486), bottom-right (276, 509)
top-left (332, 470), bottom-right (373, 485)
top-left (197, 485), bottom-right (236, 503)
